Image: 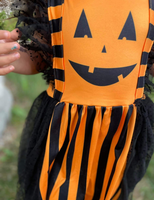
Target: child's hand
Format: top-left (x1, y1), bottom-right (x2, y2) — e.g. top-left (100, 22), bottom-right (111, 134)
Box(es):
top-left (0, 29), bottom-right (21, 75)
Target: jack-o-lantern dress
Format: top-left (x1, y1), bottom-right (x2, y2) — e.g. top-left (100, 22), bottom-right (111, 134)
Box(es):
top-left (12, 0), bottom-right (154, 200)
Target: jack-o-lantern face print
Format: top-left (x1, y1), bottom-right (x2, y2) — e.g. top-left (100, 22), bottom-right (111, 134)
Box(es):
top-left (69, 10), bottom-right (137, 86)
top-left (62, 0), bottom-right (149, 106)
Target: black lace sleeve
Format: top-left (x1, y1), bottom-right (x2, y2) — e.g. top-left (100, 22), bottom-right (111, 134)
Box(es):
top-left (10, 0), bottom-right (54, 84)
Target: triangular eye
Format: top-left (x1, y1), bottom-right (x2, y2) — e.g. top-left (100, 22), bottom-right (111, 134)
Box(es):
top-left (118, 12), bottom-right (136, 41)
top-left (74, 9), bottom-right (92, 38)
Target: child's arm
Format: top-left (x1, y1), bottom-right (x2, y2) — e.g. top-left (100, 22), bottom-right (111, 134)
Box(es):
top-left (0, 29), bottom-right (41, 75)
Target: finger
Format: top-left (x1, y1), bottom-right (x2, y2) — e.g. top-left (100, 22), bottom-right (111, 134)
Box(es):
top-left (0, 30), bottom-right (10, 40)
top-left (0, 42), bottom-right (20, 54)
top-left (0, 52), bottom-right (20, 66)
top-left (0, 40), bottom-right (5, 44)
top-left (0, 65), bottom-right (15, 75)
top-left (10, 28), bottom-right (22, 41)
top-left (4, 29), bottom-right (22, 42)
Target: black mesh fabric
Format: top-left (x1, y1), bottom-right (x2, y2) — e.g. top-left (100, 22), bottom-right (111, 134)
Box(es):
top-left (16, 91), bottom-right (58, 200)
top-left (10, 0), bottom-right (54, 84)
top-left (118, 96), bottom-right (154, 200)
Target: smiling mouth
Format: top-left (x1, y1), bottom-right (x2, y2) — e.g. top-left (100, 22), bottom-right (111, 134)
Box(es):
top-left (69, 60), bottom-right (137, 86)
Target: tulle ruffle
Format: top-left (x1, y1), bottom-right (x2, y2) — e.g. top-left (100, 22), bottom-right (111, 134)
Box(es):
top-left (119, 96), bottom-right (154, 199)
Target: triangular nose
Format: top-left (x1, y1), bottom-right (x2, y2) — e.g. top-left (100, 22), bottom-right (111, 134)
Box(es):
top-left (102, 45), bottom-right (107, 53)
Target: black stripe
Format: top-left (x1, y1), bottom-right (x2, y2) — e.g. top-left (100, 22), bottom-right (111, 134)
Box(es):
top-left (105, 105), bottom-right (133, 199)
top-left (105, 160), bottom-right (117, 199)
top-left (48, 0), bottom-right (64, 7)
top-left (147, 23), bottom-right (154, 41)
top-left (53, 89), bottom-right (63, 101)
top-left (46, 104), bottom-right (72, 200)
top-left (92, 106), bottom-right (123, 200)
top-left (140, 52), bottom-right (149, 65)
top-left (150, 0), bottom-right (154, 10)
top-left (137, 76), bottom-right (145, 88)
top-left (115, 105), bottom-right (133, 158)
top-left (49, 103), bottom-right (65, 166)
top-left (52, 45), bottom-right (63, 58)
top-left (49, 20), bottom-right (53, 36)
top-left (54, 69), bottom-right (65, 81)
top-left (76, 106), bottom-right (96, 200)
top-left (50, 17), bottom-right (62, 34)
top-left (59, 105), bottom-right (83, 200)
top-left (101, 107), bottom-right (106, 119)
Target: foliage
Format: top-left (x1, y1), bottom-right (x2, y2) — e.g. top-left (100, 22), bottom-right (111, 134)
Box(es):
top-left (6, 73), bottom-right (47, 101)
top-left (0, 11), bottom-right (6, 30)
top-left (3, 17), bottom-right (17, 32)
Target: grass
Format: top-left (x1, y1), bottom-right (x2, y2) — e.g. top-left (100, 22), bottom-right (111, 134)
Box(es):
top-left (0, 142), bottom-right (19, 200)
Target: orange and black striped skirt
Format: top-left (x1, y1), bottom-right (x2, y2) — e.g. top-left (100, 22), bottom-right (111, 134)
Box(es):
top-left (39, 102), bottom-right (137, 200)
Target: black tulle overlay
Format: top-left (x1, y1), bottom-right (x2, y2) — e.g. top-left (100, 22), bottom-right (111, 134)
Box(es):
top-left (118, 96), bottom-right (154, 200)
top-left (10, 0), bottom-right (54, 84)
top-left (16, 91), bottom-right (58, 200)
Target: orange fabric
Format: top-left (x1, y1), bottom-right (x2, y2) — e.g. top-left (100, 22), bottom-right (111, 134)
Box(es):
top-left (47, 84), bottom-right (54, 98)
top-left (139, 65), bottom-right (147, 77)
top-left (48, 5), bottom-right (63, 20)
top-left (55, 80), bottom-right (65, 93)
top-left (52, 32), bottom-right (63, 46)
top-left (150, 9), bottom-right (154, 26)
top-left (135, 88), bottom-right (144, 99)
top-left (144, 38), bottom-right (154, 53)
top-left (60, 0), bottom-right (150, 106)
top-left (53, 57), bottom-right (65, 70)
top-left (112, 189), bottom-right (122, 200)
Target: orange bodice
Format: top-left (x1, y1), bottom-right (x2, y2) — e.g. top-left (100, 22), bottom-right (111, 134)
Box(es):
top-left (47, 0), bottom-right (154, 106)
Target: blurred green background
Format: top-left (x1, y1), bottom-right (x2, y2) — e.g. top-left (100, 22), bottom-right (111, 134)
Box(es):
top-left (0, 11), bottom-right (154, 200)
